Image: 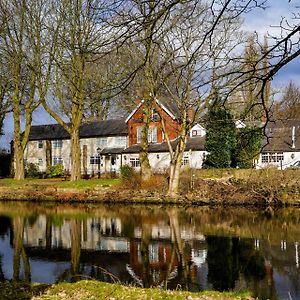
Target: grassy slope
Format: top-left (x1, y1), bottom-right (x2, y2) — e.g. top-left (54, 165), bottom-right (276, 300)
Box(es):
top-left (0, 281), bottom-right (254, 300)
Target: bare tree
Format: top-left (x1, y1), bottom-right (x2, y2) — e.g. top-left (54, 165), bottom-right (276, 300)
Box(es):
top-left (156, 1), bottom-right (264, 197)
top-left (43, 0), bottom-right (127, 181)
top-left (0, 0), bottom-right (58, 179)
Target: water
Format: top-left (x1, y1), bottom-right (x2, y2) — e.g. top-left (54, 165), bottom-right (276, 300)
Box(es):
top-left (0, 201), bottom-right (299, 300)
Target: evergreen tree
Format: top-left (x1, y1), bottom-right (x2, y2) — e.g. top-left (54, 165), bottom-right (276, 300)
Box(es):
top-left (236, 126), bottom-right (263, 168)
top-left (203, 107), bottom-right (236, 168)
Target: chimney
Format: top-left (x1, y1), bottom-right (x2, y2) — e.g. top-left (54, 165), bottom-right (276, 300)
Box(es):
top-left (292, 126), bottom-right (296, 149)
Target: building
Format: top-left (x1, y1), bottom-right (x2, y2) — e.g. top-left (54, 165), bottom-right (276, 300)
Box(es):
top-left (256, 120), bottom-right (300, 169)
top-left (25, 99), bottom-right (206, 175)
top-left (24, 99), bottom-right (300, 174)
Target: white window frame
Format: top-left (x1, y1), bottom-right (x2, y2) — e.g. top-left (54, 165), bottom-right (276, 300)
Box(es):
top-left (89, 156), bottom-right (101, 165)
top-left (115, 136), bottom-right (127, 147)
top-left (53, 156), bottom-right (63, 166)
top-left (97, 137), bottom-right (108, 148)
top-left (53, 140), bottom-right (63, 149)
top-left (38, 158), bottom-right (43, 166)
top-left (130, 157), bottom-right (140, 168)
top-left (261, 152), bottom-right (284, 163)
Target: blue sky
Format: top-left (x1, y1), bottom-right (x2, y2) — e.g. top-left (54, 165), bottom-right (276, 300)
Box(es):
top-left (1, 0), bottom-right (299, 149)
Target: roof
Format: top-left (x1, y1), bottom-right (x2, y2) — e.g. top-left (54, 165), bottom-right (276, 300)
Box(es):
top-left (123, 136), bottom-right (205, 153)
top-left (262, 119), bottom-right (300, 152)
top-left (125, 98), bottom-right (181, 123)
top-left (28, 119), bottom-right (127, 141)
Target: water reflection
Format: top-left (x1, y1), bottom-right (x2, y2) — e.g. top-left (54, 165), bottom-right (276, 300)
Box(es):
top-left (0, 203), bottom-right (300, 300)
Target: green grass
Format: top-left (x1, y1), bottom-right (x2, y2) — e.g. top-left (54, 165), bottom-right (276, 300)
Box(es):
top-left (0, 178), bottom-right (121, 189)
top-left (0, 280), bottom-right (254, 300)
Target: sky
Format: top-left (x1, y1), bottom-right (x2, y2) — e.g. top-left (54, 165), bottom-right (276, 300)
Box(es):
top-left (0, 0), bottom-right (299, 150)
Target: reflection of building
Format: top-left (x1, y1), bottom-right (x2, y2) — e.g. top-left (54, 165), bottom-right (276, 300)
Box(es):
top-left (23, 215), bottom-right (124, 251)
top-left (18, 212), bottom-right (300, 298)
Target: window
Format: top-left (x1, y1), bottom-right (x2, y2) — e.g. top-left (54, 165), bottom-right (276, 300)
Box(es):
top-left (192, 130), bottom-right (198, 137)
top-left (90, 156), bottom-right (101, 165)
top-left (148, 127), bottom-right (157, 143)
top-left (38, 141), bottom-right (43, 149)
top-left (38, 158), bottom-right (43, 166)
top-left (137, 127), bottom-right (157, 143)
top-left (97, 137), bottom-right (107, 148)
top-left (130, 157), bottom-right (140, 168)
top-left (182, 156), bottom-right (189, 166)
top-left (261, 152), bottom-right (284, 163)
top-left (151, 109), bottom-right (159, 121)
top-left (53, 140), bottom-right (63, 149)
top-left (53, 157), bottom-right (63, 165)
top-left (137, 127), bottom-right (142, 143)
top-left (115, 136), bottom-right (127, 147)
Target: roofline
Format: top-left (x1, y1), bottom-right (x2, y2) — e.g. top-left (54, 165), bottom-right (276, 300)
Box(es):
top-left (125, 100), bottom-right (144, 123)
top-left (125, 98), bottom-right (177, 123)
top-left (154, 98), bottom-right (177, 120)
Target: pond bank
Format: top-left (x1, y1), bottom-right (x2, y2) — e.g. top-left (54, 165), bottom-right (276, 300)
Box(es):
top-left (0, 168), bottom-right (299, 206)
top-left (0, 280), bottom-right (254, 300)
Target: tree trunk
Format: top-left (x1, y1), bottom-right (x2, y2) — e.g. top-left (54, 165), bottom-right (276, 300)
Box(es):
top-left (70, 129), bottom-right (81, 181)
top-left (167, 138), bottom-right (186, 198)
top-left (140, 99), bottom-right (152, 181)
top-left (13, 139), bottom-right (24, 180)
top-left (46, 140), bottom-right (52, 173)
top-left (13, 104), bottom-right (25, 180)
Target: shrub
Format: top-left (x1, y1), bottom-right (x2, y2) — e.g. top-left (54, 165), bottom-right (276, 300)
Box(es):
top-left (120, 164), bottom-right (134, 181)
top-left (48, 164), bottom-right (65, 178)
top-left (25, 163), bottom-right (40, 178)
top-left (120, 164), bottom-right (141, 188)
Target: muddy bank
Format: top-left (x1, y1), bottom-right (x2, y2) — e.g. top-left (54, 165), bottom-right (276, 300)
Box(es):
top-left (0, 177), bottom-right (299, 206)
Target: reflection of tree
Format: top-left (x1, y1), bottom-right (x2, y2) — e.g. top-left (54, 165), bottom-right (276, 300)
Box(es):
top-left (12, 217), bottom-right (31, 282)
top-left (45, 216), bottom-right (52, 250)
top-left (71, 219), bottom-right (82, 278)
top-left (206, 236), bottom-right (238, 291)
top-left (140, 222), bottom-right (151, 288)
top-left (206, 236), bottom-right (266, 292)
top-left (0, 255), bottom-right (5, 281)
top-left (168, 208), bottom-right (192, 290)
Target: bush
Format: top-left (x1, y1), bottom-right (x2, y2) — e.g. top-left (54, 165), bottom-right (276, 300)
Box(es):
top-left (48, 164), bottom-right (65, 178)
top-left (120, 165), bottom-right (134, 181)
top-left (120, 164), bottom-right (141, 188)
top-left (25, 163), bottom-right (40, 178)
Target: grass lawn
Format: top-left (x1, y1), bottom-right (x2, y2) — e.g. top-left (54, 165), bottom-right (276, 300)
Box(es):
top-left (0, 178), bottom-right (121, 189)
top-left (0, 281), bottom-right (254, 300)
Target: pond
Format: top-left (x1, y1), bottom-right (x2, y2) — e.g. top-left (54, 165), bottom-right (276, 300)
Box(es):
top-left (0, 201), bottom-right (299, 300)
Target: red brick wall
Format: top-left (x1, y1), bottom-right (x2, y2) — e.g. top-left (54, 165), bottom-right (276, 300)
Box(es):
top-left (127, 102), bottom-right (181, 146)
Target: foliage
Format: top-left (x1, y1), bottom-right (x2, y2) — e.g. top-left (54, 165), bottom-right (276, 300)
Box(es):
top-left (120, 164), bottom-right (135, 181)
top-left (203, 107), bottom-right (236, 169)
top-left (47, 164), bottom-right (65, 178)
top-left (120, 164), bottom-right (141, 188)
top-left (236, 126), bottom-right (263, 168)
top-left (25, 163), bottom-right (40, 178)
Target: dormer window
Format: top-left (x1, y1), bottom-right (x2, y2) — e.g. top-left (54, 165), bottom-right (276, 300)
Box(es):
top-left (192, 130), bottom-right (197, 137)
top-left (151, 109), bottom-right (159, 121)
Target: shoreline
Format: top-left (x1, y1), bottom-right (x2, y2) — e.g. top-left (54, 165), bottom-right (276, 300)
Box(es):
top-left (0, 183), bottom-right (299, 207)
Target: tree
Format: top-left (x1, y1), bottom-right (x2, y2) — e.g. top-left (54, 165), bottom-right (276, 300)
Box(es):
top-left (121, 0), bottom-right (183, 181)
top-left (203, 107), bottom-right (236, 169)
top-left (0, 0), bottom-right (58, 179)
top-left (155, 0), bottom-right (264, 196)
top-left (274, 81), bottom-right (300, 120)
top-left (42, 0), bottom-right (124, 181)
top-left (236, 126), bottom-right (263, 168)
